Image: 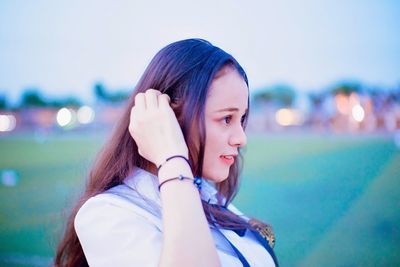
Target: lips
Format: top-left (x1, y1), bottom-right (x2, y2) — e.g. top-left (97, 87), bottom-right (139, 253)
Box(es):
top-left (220, 154), bottom-right (237, 165)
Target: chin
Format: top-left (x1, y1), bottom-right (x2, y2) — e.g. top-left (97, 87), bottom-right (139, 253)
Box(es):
top-left (204, 171), bottom-right (229, 183)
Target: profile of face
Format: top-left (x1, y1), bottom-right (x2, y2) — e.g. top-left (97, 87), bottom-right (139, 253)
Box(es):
top-left (202, 67), bottom-right (248, 183)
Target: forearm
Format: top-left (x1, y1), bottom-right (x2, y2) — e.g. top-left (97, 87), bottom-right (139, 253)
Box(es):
top-left (157, 159), bottom-right (221, 267)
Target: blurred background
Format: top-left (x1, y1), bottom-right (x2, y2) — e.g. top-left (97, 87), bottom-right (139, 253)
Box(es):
top-left (0, 0), bottom-right (399, 266)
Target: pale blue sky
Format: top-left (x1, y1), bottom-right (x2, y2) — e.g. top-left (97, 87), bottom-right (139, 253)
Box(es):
top-left (0, 0), bottom-right (399, 103)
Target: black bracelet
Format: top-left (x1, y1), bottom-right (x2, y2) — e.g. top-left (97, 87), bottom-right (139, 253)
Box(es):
top-left (158, 175), bottom-right (202, 191)
top-left (157, 155), bottom-right (191, 172)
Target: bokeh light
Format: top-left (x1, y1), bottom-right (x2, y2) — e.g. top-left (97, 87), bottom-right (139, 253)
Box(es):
top-left (56, 108), bottom-right (72, 127)
top-left (335, 93), bottom-right (350, 115)
top-left (275, 108), bottom-right (304, 126)
top-left (0, 169), bottom-right (19, 187)
top-left (0, 114), bottom-right (16, 132)
top-left (77, 106), bottom-right (95, 124)
top-left (352, 104), bottom-right (365, 122)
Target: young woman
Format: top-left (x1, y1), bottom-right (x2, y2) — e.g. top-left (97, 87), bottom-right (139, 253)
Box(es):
top-left (55, 39), bottom-right (278, 267)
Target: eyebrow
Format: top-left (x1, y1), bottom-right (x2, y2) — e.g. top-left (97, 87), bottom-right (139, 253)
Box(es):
top-left (215, 107), bottom-right (248, 113)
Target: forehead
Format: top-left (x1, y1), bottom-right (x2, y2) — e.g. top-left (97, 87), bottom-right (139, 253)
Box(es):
top-left (206, 68), bottom-right (249, 111)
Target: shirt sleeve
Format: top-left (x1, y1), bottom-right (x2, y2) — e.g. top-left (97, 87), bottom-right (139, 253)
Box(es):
top-left (74, 195), bottom-right (162, 267)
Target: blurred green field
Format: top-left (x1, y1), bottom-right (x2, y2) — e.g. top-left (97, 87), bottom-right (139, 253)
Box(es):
top-left (0, 133), bottom-right (399, 266)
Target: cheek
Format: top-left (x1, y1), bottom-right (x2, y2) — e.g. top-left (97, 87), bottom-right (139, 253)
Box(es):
top-left (202, 124), bottom-right (230, 181)
top-left (204, 134), bottom-right (218, 164)
top-left (204, 124), bottom-right (222, 158)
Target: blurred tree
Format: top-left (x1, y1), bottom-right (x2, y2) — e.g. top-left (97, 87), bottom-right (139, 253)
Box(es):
top-left (94, 82), bottom-right (129, 103)
top-left (49, 97), bottom-right (81, 108)
top-left (108, 91), bottom-right (130, 103)
top-left (94, 82), bottom-right (108, 101)
top-left (253, 90), bottom-right (273, 104)
top-left (331, 82), bottom-right (361, 95)
top-left (62, 97), bottom-right (81, 107)
top-left (0, 94), bottom-right (7, 110)
top-left (308, 92), bottom-right (326, 110)
top-left (20, 89), bottom-right (47, 107)
top-left (389, 85), bottom-right (400, 103)
top-left (19, 89), bottom-right (82, 109)
top-left (253, 84), bottom-right (297, 107)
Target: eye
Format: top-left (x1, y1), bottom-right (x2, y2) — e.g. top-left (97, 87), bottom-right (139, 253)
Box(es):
top-left (223, 115), bottom-right (232, 124)
top-left (241, 114), bottom-right (247, 125)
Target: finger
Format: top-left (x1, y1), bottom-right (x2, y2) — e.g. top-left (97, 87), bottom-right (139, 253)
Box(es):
top-left (158, 94), bottom-right (171, 109)
top-left (129, 106), bottom-right (137, 124)
top-left (129, 106), bottom-right (139, 137)
top-left (146, 88), bottom-right (161, 96)
top-left (134, 93), bottom-right (146, 110)
top-left (145, 89), bottom-right (161, 109)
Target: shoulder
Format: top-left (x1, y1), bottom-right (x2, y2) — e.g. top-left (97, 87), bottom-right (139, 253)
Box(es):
top-left (74, 178), bottom-right (184, 266)
top-left (74, 194), bottom-right (152, 236)
top-left (75, 191), bottom-right (145, 222)
top-left (75, 184), bottom-right (162, 234)
top-left (74, 186), bottom-right (163, 266)
top-left (75, 167), bottom-right (163, 232)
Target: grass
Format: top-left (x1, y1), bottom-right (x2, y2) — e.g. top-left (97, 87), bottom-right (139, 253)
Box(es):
top-left (0, 132), bottom-right (399, 266)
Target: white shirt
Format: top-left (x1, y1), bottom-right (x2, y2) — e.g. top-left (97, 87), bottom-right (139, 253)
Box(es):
top-left (75, 167), bottom-right (276, 267)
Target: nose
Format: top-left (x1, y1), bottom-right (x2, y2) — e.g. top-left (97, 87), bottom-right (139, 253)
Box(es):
top-left (229, 125), bottom-right (247, 148)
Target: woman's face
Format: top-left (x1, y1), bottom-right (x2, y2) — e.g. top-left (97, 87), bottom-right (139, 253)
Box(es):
top-left (202, 67), bottom-right (248, 183)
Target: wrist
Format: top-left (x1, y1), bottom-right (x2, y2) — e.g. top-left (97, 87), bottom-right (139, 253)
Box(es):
top-left (156, 149), bottom-right (188, 167)
top-left (158, 158), bottom-right (193, 183)
top-left (158, 175), bottom-right (202, 191)
top-left (157, 155), bottom-right (191, 171)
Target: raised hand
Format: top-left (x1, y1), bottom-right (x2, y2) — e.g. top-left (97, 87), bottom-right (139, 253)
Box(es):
top-left (128, 89), bottom-right (189, 168)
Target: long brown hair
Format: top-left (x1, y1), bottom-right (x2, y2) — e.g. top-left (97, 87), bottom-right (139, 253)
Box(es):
top-left (55, 39), bottom-right (255, 267)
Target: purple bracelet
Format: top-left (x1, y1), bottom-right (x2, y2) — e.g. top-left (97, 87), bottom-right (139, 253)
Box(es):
top-left (157, 155), bottom-right (191, 171)
top-left (158, 175), bottom-right (202, 191)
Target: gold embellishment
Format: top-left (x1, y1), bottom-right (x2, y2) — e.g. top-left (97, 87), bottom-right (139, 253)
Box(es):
top-left (248, 218), bottom-right (275, 248)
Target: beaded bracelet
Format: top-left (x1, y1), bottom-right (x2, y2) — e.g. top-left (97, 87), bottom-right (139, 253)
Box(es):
top-left (157, 155), bottom-right (191, 172)
top-left (158, 175), bottom-right (202, 191)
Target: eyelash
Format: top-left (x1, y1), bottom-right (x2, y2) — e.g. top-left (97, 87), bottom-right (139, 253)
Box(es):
top-left (223, 116), bottom-right (232, 124)
top-left (222, 115), bottom-right (247, 125)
